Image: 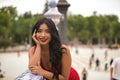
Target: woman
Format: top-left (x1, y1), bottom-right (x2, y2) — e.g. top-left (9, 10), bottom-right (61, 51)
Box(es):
top-left (28, 18), bottom-right (80, 80)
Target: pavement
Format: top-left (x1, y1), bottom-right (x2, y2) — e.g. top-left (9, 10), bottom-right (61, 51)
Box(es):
top-left (0, 45), bottom-right (120, 80)
top-left (70, 46), bottom-right (120, 80)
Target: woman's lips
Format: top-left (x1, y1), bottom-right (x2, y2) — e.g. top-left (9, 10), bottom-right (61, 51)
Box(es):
top-left (40, 38), bottom-right (47, 42)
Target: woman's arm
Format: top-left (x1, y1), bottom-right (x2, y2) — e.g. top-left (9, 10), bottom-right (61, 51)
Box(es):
top-left (110, 67), bottom-right (113, 80)
top-left (28, 45), bottom-right (41, 66)
top-left (29, 29), bottom-right (41, 66)
top-left (29, 45), bottom-right (71, 80)
top-left (60, 45), bottom-right (72, 80)
top-left (44, 45), bottom-right (71, 80)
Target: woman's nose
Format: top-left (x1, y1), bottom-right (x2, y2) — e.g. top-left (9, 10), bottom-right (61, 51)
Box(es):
top-left (41, 32), bottom-right (45, 36)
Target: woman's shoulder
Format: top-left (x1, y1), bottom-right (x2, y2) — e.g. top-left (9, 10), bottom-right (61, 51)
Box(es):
top-left (61, 44), bottom-right (70, 54)
top-left (28, 46), bottom-right (36, 53)
top-left (61, 44), bottom-right (69, 49)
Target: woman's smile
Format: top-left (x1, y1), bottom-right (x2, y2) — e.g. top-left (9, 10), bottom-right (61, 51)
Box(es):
top-left (40, 37), bottom-right (48, 42)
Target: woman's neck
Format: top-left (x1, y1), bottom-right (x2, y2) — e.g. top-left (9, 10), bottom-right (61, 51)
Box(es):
top-left (41, 45), bottom-right (50, 59)
top-left (41, 44), bottom-right (49, 53)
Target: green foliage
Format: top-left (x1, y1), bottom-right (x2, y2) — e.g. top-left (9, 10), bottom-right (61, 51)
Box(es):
top-left (67, 13), bottom-right (120, 44)
top-left (0, 6), bottom-right (17, 49)
top-left (0, 6), bottom-right (120, 49)
top-left (67, 15), bottom-right (89, 41)
top-left (0, 6), bottom-right (44, 49)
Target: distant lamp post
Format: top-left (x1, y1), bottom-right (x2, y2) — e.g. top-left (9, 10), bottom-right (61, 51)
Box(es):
top-left (44, 0), bottom-right (62, 30)
top-left (57, 0), bottom-right (70, 44)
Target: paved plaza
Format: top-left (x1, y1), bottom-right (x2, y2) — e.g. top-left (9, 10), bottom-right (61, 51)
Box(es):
top-left (70, 46), bottom-right (120, 80)
top-left (0, 45), bottom-right (120, 80)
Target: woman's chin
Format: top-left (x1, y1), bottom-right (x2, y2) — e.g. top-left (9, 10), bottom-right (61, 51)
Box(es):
top-left (40, 42), bottom-right (48, 46)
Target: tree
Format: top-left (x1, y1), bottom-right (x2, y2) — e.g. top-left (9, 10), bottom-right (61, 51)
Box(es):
top-left (67, 15), bottom-right (89, 44)
top-left (109, 15), bottom-right (120, 44)
top-left (0, 6), bottom-right (18, 50)
top-left (87, 13), bottom-right (99, 45)
top-left (98, 15), bottom-right (113, 45)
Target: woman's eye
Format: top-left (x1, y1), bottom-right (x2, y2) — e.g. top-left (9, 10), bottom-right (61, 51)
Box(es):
top-left (37, 30), bottom-right (41, 33)
top-left (46, 30), bottom-right (50, 33)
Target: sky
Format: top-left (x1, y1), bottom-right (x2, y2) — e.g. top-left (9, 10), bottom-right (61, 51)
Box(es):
top-left (0, 0), bottom-right (120, 20)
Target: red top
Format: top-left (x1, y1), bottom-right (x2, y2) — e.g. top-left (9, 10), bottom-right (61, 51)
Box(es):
top-left (41, 57), bottom-right (80, 80)
top-left (41, 61), bottom-right (80, 80)
top-left (34, 46), bottom-right (80, 80)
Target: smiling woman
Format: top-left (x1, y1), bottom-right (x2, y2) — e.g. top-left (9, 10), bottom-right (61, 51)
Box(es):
top-left (15, 17), bottom-right (80, 80)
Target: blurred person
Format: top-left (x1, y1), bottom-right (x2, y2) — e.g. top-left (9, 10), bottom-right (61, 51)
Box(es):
top-left (91, 53), bottom-right (94, 62)
top-left (81, 67), bottom-right (88, 80)
top-left (110, 58), bottom-right (114, 66)
top-left (75, 48), bottom-right (79, 54)
top-left (91, 47), bottom-right (95, 61)
top-left (89, 57), bottom-right (93, 69)
top-left (104, 50), bottom-right (108, 60)
top-left (0, 62), bottom-right (4, 78)
top-left (95, 58), bottom-right (100, 71)
top-left (15, 18), bottom-right (80, 80)
top-left (0, 69), bottom-right (4, 78)
top-left (104, 60), bottom-right (108, 71)
top-left (17, 52), bottom-right (20, 57)
top-left (88, 53), bottom-right (95, 69)
top-left (110, 57), bottom-right (120, 80)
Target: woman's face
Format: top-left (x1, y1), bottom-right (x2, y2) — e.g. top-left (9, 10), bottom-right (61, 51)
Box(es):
top-left (36, 23), bottom-right (51, 45)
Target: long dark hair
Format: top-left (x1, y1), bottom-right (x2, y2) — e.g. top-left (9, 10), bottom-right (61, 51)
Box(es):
top-left (32, 18), bottom-right (62, 80)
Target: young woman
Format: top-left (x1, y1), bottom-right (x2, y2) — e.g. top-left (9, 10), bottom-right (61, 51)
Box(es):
top-left (28, 18), bottom-right (80, 80)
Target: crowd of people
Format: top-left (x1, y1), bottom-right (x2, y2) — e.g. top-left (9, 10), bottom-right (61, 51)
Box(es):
top-left (88, 49), bottom-right (114, 71)
top-left (80, 47), bottom-right (120, 80)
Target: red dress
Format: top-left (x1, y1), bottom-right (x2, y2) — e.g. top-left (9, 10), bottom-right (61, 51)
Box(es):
top-left (34, 46), bottom-right (80, 80)
top-left (41, 61), bottom-right (80, 80)
top-left (68, 67), bottom-right (80, 80)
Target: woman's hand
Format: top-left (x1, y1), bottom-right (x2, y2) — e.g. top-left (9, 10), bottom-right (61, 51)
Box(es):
top-left (29, 61), bottom-right (44, 75)
top-left (32, 29), bottom-right (40, 45)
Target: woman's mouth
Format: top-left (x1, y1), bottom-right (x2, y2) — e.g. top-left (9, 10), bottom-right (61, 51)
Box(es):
top-left (40, 38), bottom-right (47, 42)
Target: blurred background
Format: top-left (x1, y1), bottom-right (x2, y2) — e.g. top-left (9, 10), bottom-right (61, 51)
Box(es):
top-left (0, 0), bottom-right (120, 80)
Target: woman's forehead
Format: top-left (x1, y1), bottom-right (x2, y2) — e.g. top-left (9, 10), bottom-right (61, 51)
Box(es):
top-left (39, 23), bottom-right (49, 29)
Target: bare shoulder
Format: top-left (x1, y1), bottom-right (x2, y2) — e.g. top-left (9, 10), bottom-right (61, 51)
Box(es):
top-left (61, 44), bottom-right (69, 49)
top-left (61, 44), bottom-right (70, 55)
top-left (61, 44), bottom-right (72, 68)
top-left (28, 46), bottom-right (35, 54)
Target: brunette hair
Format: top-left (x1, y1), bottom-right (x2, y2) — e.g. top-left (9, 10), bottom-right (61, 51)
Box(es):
top-left (32, 18), bottom-right (62, 80)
